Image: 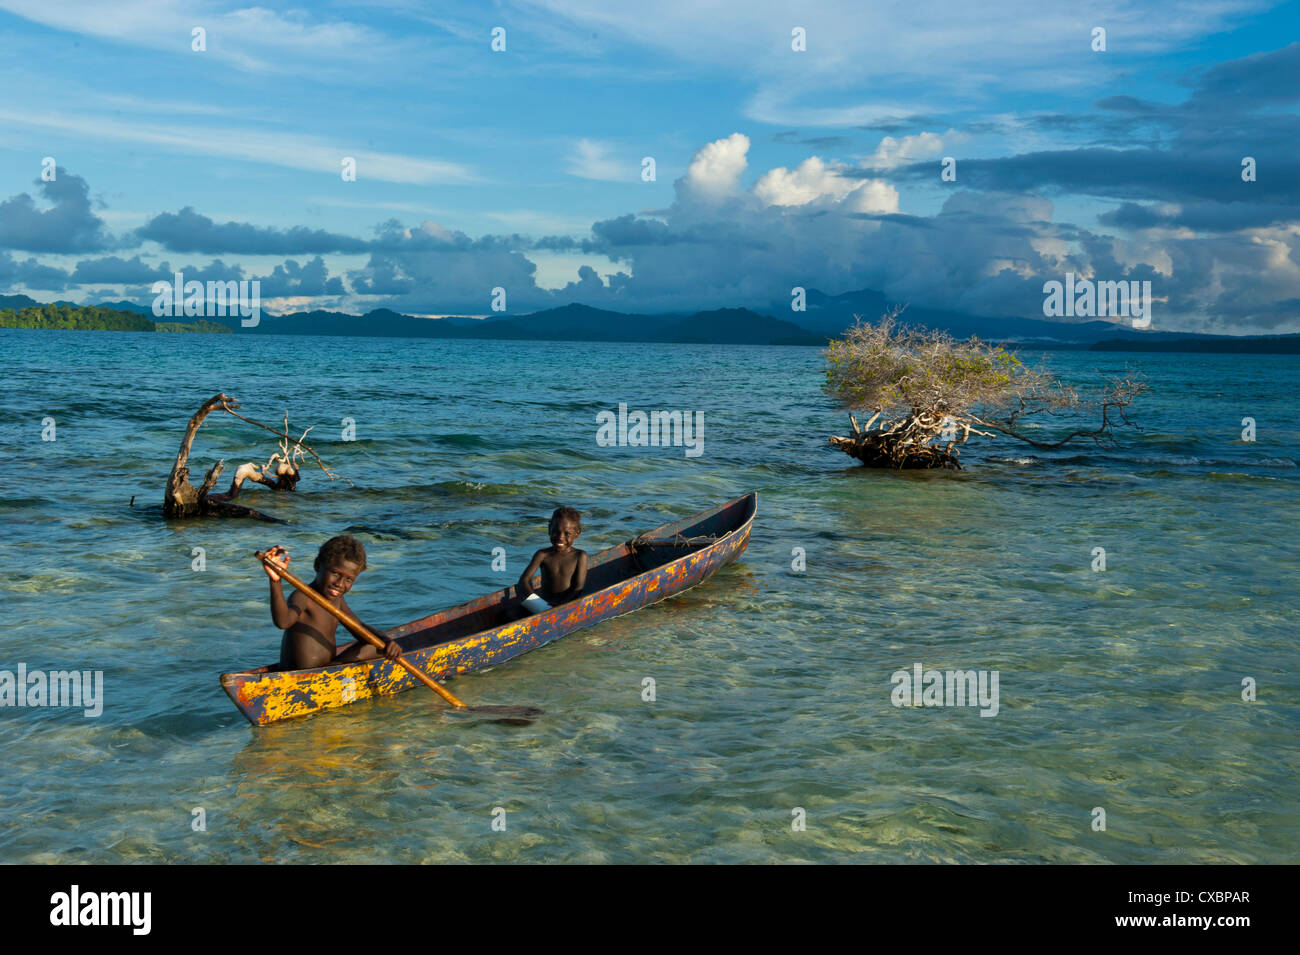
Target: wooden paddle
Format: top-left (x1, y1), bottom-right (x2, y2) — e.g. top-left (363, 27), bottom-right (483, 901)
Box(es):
top-left (256, 550), bottom-right (542, 721)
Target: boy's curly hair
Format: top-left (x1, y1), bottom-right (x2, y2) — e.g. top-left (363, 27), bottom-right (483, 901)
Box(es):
top-left (550, 506), bottom-right (581, 529)
top-left (315, 534), bottom-right (367, 572)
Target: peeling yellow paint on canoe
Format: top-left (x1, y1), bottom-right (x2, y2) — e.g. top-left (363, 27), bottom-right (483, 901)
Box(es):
top-left (231, 624), bottom-right (548, 724)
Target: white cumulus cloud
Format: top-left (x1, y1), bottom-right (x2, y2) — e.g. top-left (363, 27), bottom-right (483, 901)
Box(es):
top-left (680, 133), bottom-right (750, 200)
top-left (754, 157), bottom-right (899, 214)
top-left (864, 130), bottom-right (965, 170)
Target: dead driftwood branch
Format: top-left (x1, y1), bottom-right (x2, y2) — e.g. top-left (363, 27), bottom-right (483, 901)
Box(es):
top-left (161, 393), bottom-right (349, 520)
top-left (219, 407), bottom-right (350, 487)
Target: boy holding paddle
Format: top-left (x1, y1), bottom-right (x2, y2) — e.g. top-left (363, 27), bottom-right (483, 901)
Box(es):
top-left (263, 535), bottom-right (403, 669)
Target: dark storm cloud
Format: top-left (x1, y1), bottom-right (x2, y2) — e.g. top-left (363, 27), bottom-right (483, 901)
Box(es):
top-left (591, 214), bottom-right (676, 246)
top-left (0, 251), bottom-right (69, 289)
top-left (136, 207), bottom-right (373, 254)
top-left (900, 43), bottom-right (1300, 214)
top-left (68, 254), bottom-right (168, 285)
top-left (897, 148), bottom-right (1300, 206)
top-left (349, 254), bottom-right (412, 294)
top-left (347, 226), bottom-right (550, 312)
top-left (1185, 41), bottom-right (1300, 105)
top-left (1100, 200), bottom-right (1300, 231)
top-left (0, 170), bottom-right (110, 253)
top-left (254, 257), bottom-right (346, 297)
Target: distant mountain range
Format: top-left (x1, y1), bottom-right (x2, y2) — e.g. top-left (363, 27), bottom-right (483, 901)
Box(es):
top-left (3, 290), bottom-right (1297, 352)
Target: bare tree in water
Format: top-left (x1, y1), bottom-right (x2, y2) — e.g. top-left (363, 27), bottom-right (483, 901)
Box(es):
top-left (824, 308), bottom-right (1147, 470)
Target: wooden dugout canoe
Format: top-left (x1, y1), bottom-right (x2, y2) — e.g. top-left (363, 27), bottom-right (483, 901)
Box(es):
top-left (221, 492), bottom-right (756, 725)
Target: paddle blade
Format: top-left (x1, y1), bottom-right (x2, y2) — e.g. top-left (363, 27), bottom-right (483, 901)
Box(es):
top-left (444, 705), bottom-right (544, 726)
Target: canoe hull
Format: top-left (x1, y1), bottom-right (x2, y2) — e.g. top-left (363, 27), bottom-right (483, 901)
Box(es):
top-left (221, 493), bottom-right (755, 726)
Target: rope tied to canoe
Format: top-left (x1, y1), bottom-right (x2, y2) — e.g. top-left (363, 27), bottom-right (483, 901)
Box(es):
top-left (631, 532), bottom-right (723, 550)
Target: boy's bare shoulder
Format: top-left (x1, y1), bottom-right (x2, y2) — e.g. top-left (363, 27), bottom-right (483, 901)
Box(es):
top-left (283, 589), bottom-right (332, 635)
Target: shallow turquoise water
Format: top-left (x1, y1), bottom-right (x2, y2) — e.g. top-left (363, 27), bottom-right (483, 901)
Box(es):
top-left (1, 329), bottom-right (1297, 863)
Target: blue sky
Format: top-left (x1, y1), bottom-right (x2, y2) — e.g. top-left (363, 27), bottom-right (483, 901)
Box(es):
top-left (1, 0), bottom-right (1298, 332)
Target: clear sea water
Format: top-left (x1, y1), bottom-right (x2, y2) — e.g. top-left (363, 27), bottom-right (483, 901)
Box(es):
top-left (1, 328), bottom-right (1296, 863)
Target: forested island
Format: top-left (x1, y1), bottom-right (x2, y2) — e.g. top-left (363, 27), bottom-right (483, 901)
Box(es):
top-left (0, 303), bottom-right (230, 333)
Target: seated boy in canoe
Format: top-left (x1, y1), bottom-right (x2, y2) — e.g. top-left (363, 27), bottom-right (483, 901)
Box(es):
top-left (516, 507), bottom-right (589, 614)
top-left (263, 535), bottom-right (402, 669)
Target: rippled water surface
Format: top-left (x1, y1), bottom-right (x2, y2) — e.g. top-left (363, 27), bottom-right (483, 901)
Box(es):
top-left (1, 329), bottom-right (1297, 863)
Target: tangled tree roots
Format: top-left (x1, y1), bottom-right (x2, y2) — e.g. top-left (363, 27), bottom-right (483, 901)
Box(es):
top-left (828, 411), bottom-right (984, 471)
top-left (829, 432), bottom-right (961, 469)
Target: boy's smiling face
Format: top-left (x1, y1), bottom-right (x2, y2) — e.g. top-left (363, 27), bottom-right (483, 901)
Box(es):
top-left (549, 517), bottom-right (581, 552)
top-left (316, 558), bottom-right (362, 601)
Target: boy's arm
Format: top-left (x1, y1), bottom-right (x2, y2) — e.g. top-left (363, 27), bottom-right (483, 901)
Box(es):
top-left (337, 597), bottom-right (401, 661)
top-left (264, 546), bottom-right (304, 629)
top-left (561, 551), bottom-right (589, 602)
top-left (269, 579), bottom-right (305, 629)
top-left (517, 550), bottom-right (546, 596)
